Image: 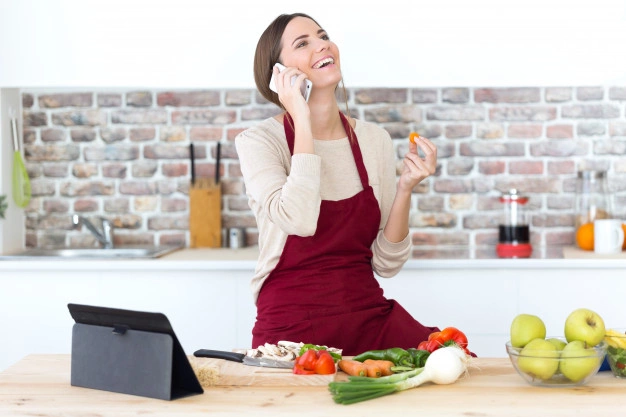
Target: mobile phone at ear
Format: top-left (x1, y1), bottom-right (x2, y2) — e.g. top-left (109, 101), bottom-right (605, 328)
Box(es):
top-left (269, 63), bottom-right (312, 102)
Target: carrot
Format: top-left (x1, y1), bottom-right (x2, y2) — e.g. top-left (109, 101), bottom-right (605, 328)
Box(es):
top-left (364, 362), bottom-right (382, 378)
top-left (363, 359), bottom-right (395, 376)
top-left (338, 359), bottom-right (368, 377)
top-left (409, 132), bottom-right (420, 144)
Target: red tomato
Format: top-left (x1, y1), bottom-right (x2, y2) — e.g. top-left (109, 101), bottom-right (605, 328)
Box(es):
top-left (314, 350), bottom-right (336, 375)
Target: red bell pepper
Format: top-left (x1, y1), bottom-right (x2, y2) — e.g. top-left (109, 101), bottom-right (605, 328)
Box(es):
top-left (313, 350), bottom-right (336, 375)
top-left (297, 349), bottom-right (318, 370)
top-left (293, 348), bottom-right (337, 375)
top-left (293, 363), bottom-right (317, 375)
top-left (439, 326), bottom-right (469, 350)
top-left (420, 327), bottom-right (470, 354)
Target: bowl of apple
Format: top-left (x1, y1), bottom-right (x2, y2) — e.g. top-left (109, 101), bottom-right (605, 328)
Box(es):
top-left (506, 308), bottom-right (608, 387)
top-left (506, 338), bottom-right (607, 387)
top-left (604, 329), bottom-right (626, 379)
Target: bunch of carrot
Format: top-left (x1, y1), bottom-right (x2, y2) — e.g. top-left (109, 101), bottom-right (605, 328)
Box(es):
top-left (338, 359), bottom-right (395, 378)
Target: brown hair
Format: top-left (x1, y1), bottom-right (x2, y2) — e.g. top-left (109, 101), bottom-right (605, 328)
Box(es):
top-left (254, 13), bottom-right (320, 107)
top-left (253, 13), bottom-right (351, 116)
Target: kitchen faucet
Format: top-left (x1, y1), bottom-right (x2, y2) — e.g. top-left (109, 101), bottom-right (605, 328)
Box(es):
top-left (72, 215), bottom-right (114, 249)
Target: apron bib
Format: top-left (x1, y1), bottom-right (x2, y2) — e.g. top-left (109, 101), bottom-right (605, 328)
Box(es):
top-left (252, 112), bottom-right (438, 355)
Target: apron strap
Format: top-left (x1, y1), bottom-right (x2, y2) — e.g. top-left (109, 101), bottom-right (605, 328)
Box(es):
top-left (283, 112), bottom-right (370, 189)
top-left (283, 113), bottom-right (296, 155)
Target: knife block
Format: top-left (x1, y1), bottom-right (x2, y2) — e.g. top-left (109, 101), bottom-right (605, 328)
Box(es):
top-left (189, 179), bottom-right (221, 248)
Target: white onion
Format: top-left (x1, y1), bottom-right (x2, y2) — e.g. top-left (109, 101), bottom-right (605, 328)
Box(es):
top-left (403, 346), bottom-right (469, 388)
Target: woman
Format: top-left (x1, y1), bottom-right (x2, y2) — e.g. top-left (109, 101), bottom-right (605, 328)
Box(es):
top-left (235, 13), bottom-right (439, 355)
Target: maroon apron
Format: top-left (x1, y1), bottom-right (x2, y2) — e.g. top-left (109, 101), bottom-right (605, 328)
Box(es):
top-left (252, 112), bottom-right (438, 355)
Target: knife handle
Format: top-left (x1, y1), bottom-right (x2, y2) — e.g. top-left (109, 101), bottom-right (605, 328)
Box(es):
top-left (193, 349), bottom-right (245, 362)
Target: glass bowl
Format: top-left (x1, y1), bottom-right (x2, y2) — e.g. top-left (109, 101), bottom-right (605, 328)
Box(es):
top-left (604, 329), bottom-right (626, 379)
top-left (505, 338), bottom-right (607, 387)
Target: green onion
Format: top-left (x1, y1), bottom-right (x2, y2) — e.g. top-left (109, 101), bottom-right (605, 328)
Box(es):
top-left (329, 346), bottom-right (468, 405)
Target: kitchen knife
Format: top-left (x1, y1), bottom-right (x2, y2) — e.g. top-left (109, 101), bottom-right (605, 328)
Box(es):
top-left (189, 143), bottom-right (196, 187)
top-left (193, 349), bottom-right (294, 369)
top-left (214, 142), bottom-right (221, 185)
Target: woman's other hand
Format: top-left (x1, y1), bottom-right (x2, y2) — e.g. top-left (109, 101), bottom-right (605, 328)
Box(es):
top-left (398, 135), bottom-right (437, 193)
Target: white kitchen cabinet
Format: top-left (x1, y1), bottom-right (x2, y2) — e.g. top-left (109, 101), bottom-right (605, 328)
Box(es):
top-left (0, 258), bottom-right (257, 372)
top-left (1, 249), bottom-right (625, 372)
top-left (384, 264), bottom-right (626, 358)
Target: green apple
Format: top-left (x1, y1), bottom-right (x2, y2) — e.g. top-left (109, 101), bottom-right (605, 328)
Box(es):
top-left (564, 308), bottom-right (606, 346)
top-left (559, 340), bottom-right (601, 382)
top-left (510, 314), bottom-right (547, 348)
top-left (517, 338), bottom-right (559, 380)
top-left (547, 338), bottom-right (567, 351)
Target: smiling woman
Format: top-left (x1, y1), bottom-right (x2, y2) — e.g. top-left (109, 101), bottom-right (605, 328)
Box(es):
top-left (235, 13), bottom-right (441, 355)
top-left (253, 13), bottom-right (342, 110)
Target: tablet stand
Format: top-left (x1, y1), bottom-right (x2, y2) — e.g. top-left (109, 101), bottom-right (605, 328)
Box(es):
top-left (68, 304), bottom-right (203, 400)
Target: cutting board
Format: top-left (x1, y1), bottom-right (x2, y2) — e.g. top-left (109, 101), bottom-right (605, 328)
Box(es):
top-left (190, 357), bottom-right (347, 387)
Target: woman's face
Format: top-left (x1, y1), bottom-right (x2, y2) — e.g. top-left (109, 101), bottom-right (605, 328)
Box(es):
top-left (279, 16), bottom-right (341, 91)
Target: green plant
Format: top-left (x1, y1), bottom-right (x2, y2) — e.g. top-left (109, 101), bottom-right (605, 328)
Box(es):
top-left (0, 194), bottom-right (7, 219)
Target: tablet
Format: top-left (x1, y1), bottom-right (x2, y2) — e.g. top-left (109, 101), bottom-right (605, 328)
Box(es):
top-left (68, 303), bottom-right (203, 400)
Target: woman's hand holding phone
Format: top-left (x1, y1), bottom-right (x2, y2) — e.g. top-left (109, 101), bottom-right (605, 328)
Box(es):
top-left (270, 64), bottom-right (314, 154)
top-left (269, 63), bottom-right (312, 104)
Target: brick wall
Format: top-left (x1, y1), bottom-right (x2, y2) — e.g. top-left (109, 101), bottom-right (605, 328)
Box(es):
top-left (20, 87), bottom-right (626, 250)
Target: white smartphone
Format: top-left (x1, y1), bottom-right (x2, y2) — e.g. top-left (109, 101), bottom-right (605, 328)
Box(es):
top-left (269, 63), bottom-right (312, 102)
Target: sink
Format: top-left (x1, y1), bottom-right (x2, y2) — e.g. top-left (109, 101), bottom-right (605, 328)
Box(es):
top-left (0, 245), bottom-right (183, 260)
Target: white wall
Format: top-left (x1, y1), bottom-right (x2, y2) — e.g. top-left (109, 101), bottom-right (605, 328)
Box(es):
top-left (1, 0), bottom-right (626, 88)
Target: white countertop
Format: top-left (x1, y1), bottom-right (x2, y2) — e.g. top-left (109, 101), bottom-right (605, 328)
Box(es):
top-left (0, 245), bottom-right (625, 271)
top-left (1, 245), bottom-right (625, 372)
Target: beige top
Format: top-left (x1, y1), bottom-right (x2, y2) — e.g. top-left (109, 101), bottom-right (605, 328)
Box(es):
top-left (235, 116), bottom-right (411, 303)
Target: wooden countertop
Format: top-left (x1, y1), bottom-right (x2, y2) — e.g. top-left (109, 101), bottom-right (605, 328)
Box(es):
top-left (1, 355), bottom-right (625, 416)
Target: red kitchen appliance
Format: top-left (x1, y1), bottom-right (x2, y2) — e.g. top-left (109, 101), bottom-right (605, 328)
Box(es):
top-left (496, 189), bottom-right (532, 258)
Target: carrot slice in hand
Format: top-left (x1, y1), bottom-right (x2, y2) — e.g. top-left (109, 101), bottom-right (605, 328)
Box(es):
top-left (409, 132), bottom-right (420, 144)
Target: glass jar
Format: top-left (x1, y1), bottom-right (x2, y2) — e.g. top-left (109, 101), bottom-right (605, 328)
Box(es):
top-left (575, 170), bottom-right (611, 229)
top-left (496, 189), bottom-right (532, 258)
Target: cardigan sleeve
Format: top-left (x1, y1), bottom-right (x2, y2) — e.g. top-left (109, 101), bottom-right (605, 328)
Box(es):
top-left (369, 126), bottom-right (411, 277)
top-left (235, 125), bottom-right (323, 236)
